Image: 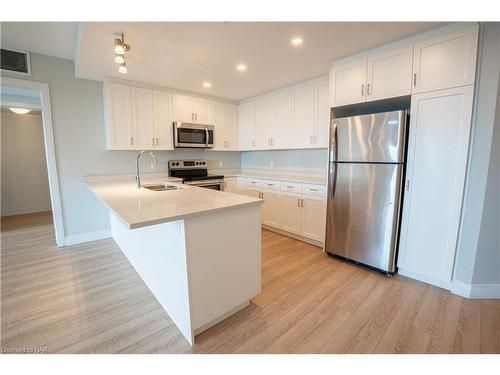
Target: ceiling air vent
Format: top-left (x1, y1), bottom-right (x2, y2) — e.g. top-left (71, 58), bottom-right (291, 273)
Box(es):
top-left (1, 49), bottom-right (31, 76)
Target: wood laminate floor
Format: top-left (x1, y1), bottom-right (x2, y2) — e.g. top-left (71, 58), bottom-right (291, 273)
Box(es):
top-left (1, 212), bottom-right (499, 354)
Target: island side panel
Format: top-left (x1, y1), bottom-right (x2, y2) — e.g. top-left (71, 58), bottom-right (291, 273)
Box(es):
top-left (184, 204), bottom-right (261, 334)
top-left (109, 213), bottom-right (194, 344)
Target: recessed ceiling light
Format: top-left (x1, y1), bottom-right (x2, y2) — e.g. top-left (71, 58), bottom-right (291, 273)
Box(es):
top-left (9, 107), bottom-right (31, 115)
top-left (236, 64), bottom-right (247, 72)
top-left (118, 62), bottom-right (127, 74)
top-left (291, 37), bottom-right (303, 46)
top-left (203, 82), bottom-right (211, 88)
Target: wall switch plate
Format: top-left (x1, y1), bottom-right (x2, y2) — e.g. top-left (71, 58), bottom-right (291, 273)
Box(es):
top-left (218, 161), bottom-right (223, 168)
top-left (269, 161), bottom-right (274, 168)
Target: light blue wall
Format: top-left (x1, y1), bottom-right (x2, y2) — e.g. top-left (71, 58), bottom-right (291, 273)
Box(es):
top-left (241, 149), bottom-right (328, 172)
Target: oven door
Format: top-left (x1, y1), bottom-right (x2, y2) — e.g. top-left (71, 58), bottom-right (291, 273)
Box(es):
top-left (185, 180), bottom-right (224, 191)
top-left (174, 122), bottom-right (214, 148)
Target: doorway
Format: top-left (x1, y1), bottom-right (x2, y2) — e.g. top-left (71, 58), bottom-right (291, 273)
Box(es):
top-left (1, 77), bottom-right (65, 246)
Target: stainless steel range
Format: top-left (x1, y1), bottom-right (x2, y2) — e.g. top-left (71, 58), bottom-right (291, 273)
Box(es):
top-left (168, 159), bottom-right (225, 191)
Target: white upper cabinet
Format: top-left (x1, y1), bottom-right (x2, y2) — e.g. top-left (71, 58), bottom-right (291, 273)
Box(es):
top-left (213, 101), bottom-right (227, 150)
top-left (213, 102), bottom-right (238, 151)
top-left (194, 98), bottom-right (215, 124)
top-left (104, 83), bottom-right (134, 150)
top-left (271, 89), bottom-right (292, 149)
top-left (366, 45), bottom-right (413, 101)
top-left (153, 91), bottom-right (174, 150)
top-left (412, 26), bottom-right (478, 94)
top-left (172, 94), bottom-right (195, 122)
top-left (172, 94), bottom-right (215, 124)
top-left (255, 96), bottom-right (273, 149)
top-left (226, 104), bottom-right (238, 150)
top-left (238, 101), bottom-right (256, 150)
top-left (292, 83), bottom-right (316, 148)
top-left (314, 80), bottom-right (330, 148)
top-left (330, 60), bottom-right (367, 107)
top-left (131, 87), bottom-right (155, 149)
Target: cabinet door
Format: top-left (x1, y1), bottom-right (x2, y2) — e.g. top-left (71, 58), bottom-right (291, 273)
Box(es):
top-left (292, 83), bottom-right (315, 148)
top-left (236, 177), bottom-right (249, 195)
top-left (261, 191), bottom-right (281, 228)
top-left (238, 101), bottom-right (256, 150)
top-left (255, 96), bottom-right (273, 149)
top-left (314, 80), bottom-right (330, 148)
top-left (194, 98), bottom-right (215, 124)
top-left (172, 94), bottom-right (194, 122)
top-left (226, 104), bottom-right (238, 150)
top-left (281, 193), bottom-right (302, 234)
top-left (131, 87), bottom-right (155, 149)
top-left (224, 177), bottom-right (237, 193)
top-left (330, 60), bottom-right (367, 107)
top-left (366, 45), bottom-right (413, 101)
top-left (398, 86), bottom-right (473, 287)
top-left (213, 102), bottom-right (227, 150)
top-left (153, 91), bottom-right (174, 150)
top-left (105, 83), bottom-right (134, 149)
top-left (412, 26), bottom-right (478, 94)
top-left (301, 195), bottom-right (326, 242)
top-left (272, 89), bottom-right (292, 149)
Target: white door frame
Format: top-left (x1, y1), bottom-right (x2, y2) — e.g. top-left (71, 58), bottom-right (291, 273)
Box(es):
top-left (1, 77), bottom-right (65, 246)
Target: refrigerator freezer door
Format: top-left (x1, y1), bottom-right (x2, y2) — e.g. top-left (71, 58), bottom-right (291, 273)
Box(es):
top-left (329, 110), bottom-right (406, 163)
top-left (325, 162), bottom-right (403, 272)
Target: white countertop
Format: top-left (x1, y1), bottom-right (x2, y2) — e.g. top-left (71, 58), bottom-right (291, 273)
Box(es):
top-left (85, 176), bottom-right (262, 229)
top-left (223, 171), bottom-right (327, 185)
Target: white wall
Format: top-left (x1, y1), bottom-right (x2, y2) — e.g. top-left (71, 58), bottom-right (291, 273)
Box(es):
top-left (1, 111), bottom-right (51, 216)
top-left (1, 53), bottom-right (241, 237)
top-left (241, 149), bottom-right (328, 176)
top-left (472, 77), bottom-right (500, 285)
top-left (454, 23), bottom-right (500, 287)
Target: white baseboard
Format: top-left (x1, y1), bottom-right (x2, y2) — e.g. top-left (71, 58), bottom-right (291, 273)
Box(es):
top-left (64, 230), bottom-right (111, 246)
top-left (397, 267), bottom-right (452, 291)
top-left (451, 279), bottom-right (500, 299)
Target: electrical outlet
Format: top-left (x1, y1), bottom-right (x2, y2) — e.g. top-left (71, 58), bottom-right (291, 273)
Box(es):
top-left (218, 161), bottom-right (223, 168)
top-left (269, 161), bottom-right (274, 168)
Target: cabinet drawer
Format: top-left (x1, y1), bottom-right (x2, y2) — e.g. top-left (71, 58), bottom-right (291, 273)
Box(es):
top-left (247, 178), bottom-right (262, 190)
top-left (261, 179), bottom-right (281, 191)
top-left (280, 181), bottom-right (303, 193)
top-left (302, 184), bottom-right (326, 196)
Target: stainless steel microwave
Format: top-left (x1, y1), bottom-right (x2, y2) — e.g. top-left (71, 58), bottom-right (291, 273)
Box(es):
top-left (173, 122), bottom-right (214, 148)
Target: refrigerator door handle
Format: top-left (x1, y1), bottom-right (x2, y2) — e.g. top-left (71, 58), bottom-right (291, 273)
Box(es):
top-left (328, 162), bottom-right (338, 200)
top-left (328, 120), bottom-right (338, 163)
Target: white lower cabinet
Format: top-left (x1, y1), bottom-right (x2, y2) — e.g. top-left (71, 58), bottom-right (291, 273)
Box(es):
top-left (397, 85), bottom-right (474, 287)
top-left (234, 177), bottom-right (326, 244)
top-left (224, 177), bottom-right (237, 193)
top-left (281, 193), bottom-right (302, 234)
top-left (301, 195), bottom-right (327, 242)
top-left (261, 190), bottom-right (281, 227)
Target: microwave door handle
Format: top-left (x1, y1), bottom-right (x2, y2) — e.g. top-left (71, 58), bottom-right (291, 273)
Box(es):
top-left (205, 128), bottom-right (209, 146)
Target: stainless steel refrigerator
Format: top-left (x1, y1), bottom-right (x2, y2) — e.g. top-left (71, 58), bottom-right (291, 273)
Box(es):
top-left (325, 110), bottom-right (407, 274)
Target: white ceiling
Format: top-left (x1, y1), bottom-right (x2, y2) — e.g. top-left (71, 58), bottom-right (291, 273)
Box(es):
top-left (76, 22), bottom-right (447, 100)
top-left (2, 22), bottom-right (448, 100)
top-left (1, 22), bottom-right (77, 60)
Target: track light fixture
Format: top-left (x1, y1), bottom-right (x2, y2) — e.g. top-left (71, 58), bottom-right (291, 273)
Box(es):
top-left (113, 33), bottom-right (130, 73)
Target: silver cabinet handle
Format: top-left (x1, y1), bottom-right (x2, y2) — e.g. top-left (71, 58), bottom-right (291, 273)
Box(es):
top-left (361, 84), bottom-right (365, 96)
top-left (195, 113), bottom-right (198, 121)
top-left (271, 139), bottom-right (274, 146)
top-left (301, 199), bottom-right (304, 207)
top-left (367, 83), bottom-right (372, 95)
top-left (155, 138), bottom-right (159, 146)
top-left (252, 139), bottom-right (255, 148)
top-left (413, 73), bottom-right (417, 87)
top-left (130, 137), bottom-right (134, 145)
top-left (286, 186), bottom-right (294, 189)
top-left (297, 198), bottom-right (300, 207)
top-left (313, 135), bottom-right (317, 143)
top-left (310, 135), bottom-right (313, 144)
top-left (152, 137), bottom-right (155, 146)
top-left (308, 188), bottom-right (319, 192)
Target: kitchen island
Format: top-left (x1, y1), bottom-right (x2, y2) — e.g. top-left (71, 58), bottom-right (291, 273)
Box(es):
top-left (85, 175), bottom-right (263, 344)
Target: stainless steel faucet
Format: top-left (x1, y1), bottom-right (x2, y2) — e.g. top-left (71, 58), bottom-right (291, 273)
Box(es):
top-left (136, 151), bottom-right (159, 188)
